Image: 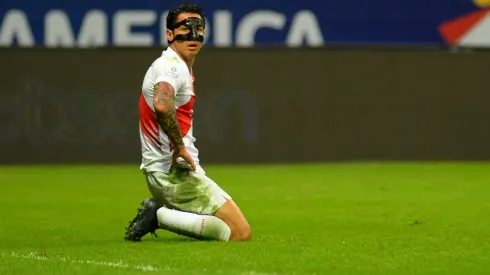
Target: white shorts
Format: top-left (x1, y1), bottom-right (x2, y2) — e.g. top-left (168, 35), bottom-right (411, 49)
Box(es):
top-left (144, 164), bottom-right (231, 215)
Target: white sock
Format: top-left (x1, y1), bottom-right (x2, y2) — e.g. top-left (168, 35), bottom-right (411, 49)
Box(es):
top-left (156, 207), bottom-right (231, 241)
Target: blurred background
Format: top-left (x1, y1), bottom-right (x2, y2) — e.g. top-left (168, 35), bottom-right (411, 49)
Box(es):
top-left (1, 0), bottom-right (489, 165)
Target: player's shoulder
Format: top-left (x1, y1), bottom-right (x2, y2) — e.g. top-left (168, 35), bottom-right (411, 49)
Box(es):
top-left (152, 49), bottom-right (188, 75)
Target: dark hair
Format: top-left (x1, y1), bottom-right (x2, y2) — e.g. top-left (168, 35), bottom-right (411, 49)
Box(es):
top-left (166, 3), bottom-right (205, 30)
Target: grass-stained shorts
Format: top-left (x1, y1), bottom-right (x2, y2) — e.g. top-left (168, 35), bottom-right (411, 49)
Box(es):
top-left (144, 164), bottom-right (231, 215)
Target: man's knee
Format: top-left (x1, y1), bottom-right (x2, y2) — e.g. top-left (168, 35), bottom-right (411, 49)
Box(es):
top-left (230, 222), bottom-right (251, 241)
top-left (240, 224), bottom-right (252, 241)
top-left (214, 200), bottom-right (251, 241)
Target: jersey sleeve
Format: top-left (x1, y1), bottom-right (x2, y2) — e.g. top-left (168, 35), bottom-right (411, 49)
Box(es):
top-left (153, 58), bottom-right (183, 93)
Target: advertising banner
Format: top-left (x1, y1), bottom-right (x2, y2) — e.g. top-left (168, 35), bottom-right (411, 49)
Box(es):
top-left (1, 0), bottom-right (489, 48)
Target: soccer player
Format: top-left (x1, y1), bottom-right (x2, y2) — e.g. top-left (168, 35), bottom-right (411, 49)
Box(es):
top-left (124, 3), bottom-right (251, 242)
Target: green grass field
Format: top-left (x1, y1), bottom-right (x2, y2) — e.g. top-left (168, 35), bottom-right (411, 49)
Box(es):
top-left (0, 162), bottom-right (489, 275)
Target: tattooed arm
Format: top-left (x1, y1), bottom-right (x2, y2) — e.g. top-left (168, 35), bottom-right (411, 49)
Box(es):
top-left (153, 81), bottom-right (184, 148)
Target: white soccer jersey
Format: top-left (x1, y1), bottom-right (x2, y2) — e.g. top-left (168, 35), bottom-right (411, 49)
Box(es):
top-left (139, 47), bottom-right (199, 173)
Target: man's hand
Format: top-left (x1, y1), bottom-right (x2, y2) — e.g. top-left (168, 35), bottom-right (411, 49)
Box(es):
top-left (172, 145), bottom-right (197, 171)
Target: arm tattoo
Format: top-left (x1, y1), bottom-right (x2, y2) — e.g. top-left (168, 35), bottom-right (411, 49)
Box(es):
top-left (153, 82), bottom-right (184, 148)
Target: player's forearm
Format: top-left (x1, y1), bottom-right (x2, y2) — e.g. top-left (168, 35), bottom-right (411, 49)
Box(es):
top-left (153, 82), bottom-right (185, 148)
top-left (156, 108), bottom-right (185, 148)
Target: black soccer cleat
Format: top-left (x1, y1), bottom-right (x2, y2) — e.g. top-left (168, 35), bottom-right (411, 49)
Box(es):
top-left (124, 198), bottom-right (163, 242)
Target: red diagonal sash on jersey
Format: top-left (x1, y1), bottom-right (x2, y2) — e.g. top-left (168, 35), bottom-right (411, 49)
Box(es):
top-left (139, 93), bottom-right (162, 150)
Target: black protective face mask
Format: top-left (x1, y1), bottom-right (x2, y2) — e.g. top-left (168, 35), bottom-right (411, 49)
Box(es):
top-left (169, 17), bottom-right (205, 43)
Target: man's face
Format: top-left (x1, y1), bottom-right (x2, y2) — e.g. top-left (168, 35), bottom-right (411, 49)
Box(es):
top-left (167, 13), bottom-right (205, 59)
